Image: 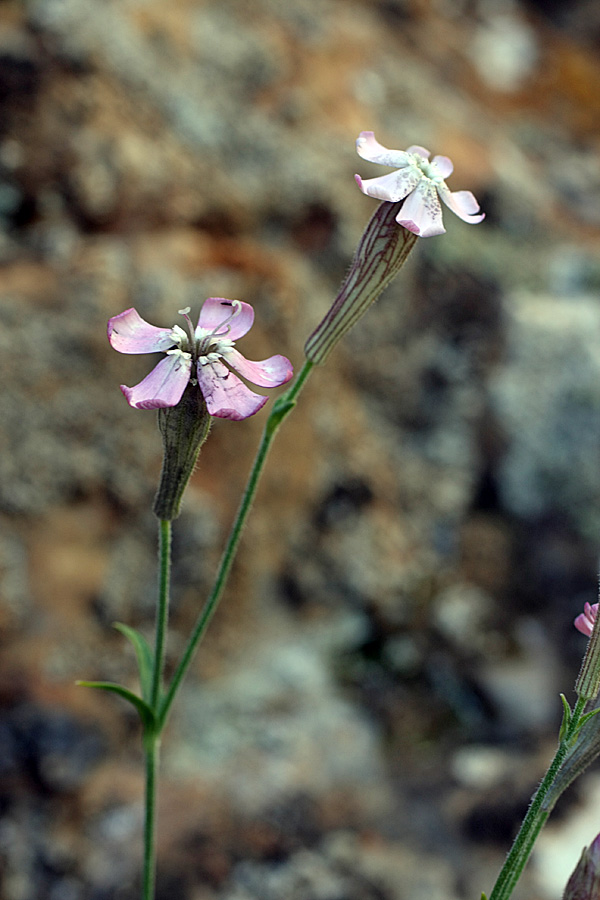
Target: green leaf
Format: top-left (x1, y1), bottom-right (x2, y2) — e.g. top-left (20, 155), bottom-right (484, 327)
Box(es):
top-left (578, 707), bottom-right (600, 727)
top-left (113, 622), bottom-right (154, 703)
top-left (559, 693), bottom-right (572, 742)
top-left (571, 706), bottom-right (600, 742)
top-left (77, 680), bottom-right (156, 731)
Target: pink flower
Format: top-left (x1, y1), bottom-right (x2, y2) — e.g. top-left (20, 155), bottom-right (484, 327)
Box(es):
top-left (354, 131), bottom-right (485, 238)
top-left (108, 298), bottom-right (293, 420)
top-left (575, 602), bottom-right (599, 637)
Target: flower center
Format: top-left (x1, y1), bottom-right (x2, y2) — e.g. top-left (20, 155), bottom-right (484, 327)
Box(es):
top-left (412, 154), bottom-right (443, 184)
top-left (170, 302), bottom-right (242, 366)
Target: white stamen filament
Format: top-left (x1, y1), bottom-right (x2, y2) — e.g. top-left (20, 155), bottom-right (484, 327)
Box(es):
top-left (171, 301), bottom-right (243, 365)
top-left (176, 306), bottom-right (196, 348)
top-left (196, 301), bottom-right (242, 359)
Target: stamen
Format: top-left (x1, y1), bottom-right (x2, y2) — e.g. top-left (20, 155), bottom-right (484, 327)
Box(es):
top-left (177, 307), bottom-right (196, 347)
top-left (206, 299), bottom-right (242, 340)
top-left (170, 324), bottom-right (188, 346)
top-left (166, 348), bottom-right (192, 360)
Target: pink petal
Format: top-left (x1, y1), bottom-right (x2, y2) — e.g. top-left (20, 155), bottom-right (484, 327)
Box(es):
top-left (397, 182), bottom-right (445, 237)
top-left (108, 308), bottom-right (176, 354)
top-left (120, 353), bottom-right (191, 409)
top-left (431, 155), bottom-right (453, 178)
top-left (356, 132), bottom-right (413, 168)
top-left (196, 358), bottom-right (267, 420)
top-left (574, 613), bottom-right (594, 637)
top-left (225, 349), bottom-right (293, 388)
top-left (196, 297), bottom-right (254, 340)
top-left (355, 168), bottom-right (421, 203)
top-left (437, 184), bottom-right (485, 225)
top-left (575, 602), bottom-right (598, 637)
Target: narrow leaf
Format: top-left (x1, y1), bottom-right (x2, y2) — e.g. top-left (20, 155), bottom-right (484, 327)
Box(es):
top-left (578, 707), bottom-right (600, 729)
top-left (113, 622), bottom-right (154, 703)
top-left (559, 693), bottom-right (572, 743)
top-left (77, 680), bottom-right (155, 731)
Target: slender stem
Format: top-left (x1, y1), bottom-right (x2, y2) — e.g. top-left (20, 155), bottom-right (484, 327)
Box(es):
top-left (142, 518), bottom-right (172, 900)
top-left (142, 733), bottom-right (160, 900)
top-left (158, 359), bottom-right (314, 729)
top-left (488, 696), bottom-right (587, 900)
top-left (151, 519), bottom-right (172, 710)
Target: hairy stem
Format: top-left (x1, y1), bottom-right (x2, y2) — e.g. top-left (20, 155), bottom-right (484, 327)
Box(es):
top-left (488, 696), bottom-right (587, 900)
top-left (142, 518), bottom-right (171, 900)
top-left (158, 360), bottom-right (314, 730)
top-left (142, 732), bottom-right (160, 900)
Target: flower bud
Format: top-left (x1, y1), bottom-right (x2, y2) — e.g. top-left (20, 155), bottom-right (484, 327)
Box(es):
top-left (575, 601), bottom-right (600, 701)
top-left (153, 384), bottom-right (211, 520)
top-left (304, 201), bottom-right (418, 365)
top-left (563, 833), bottom-right (600, 900)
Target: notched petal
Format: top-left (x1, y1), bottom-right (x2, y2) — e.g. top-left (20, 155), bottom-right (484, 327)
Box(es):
top-left (197, 297), bottom-right (254, 340)
top-left (356, 131), bottom-right (412, 168)
top-left (397, 182), bottom-right (445, 237)
top-left (108, 308), bottom-right (176, 354)
top-left (437, 184), bottom-right (485, 224)
top-left (575, 602), bottom-right (599, 638)
top-left (431, 155), bottom-right (453, 178)
top-left (120, 353), bottom-right (191, 410)
top-left (356, 169), bottom-right (421, 203)
top-left (196, 358), bottom-right (268, 420)
top-left (226, 349), bottom-right (293, 388)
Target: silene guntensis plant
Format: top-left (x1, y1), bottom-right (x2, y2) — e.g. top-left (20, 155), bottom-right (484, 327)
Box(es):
top-left (92, 131), bottom-right (600, 900)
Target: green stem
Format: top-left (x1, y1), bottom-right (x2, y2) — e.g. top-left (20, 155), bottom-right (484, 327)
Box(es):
top-left (143, 518), bottom-right (172, 900)
top-left (151, 519), bottom-right (172, 710)
top-left (488, 696), bottom-right (587, 900)
top-left (158, 359), bottom-right (314, 729)
top-left (142, 733), bottom-right (160, 900)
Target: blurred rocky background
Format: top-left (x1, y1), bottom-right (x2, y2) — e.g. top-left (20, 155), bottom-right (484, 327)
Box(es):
top-left (1, 0), bottom-right (600, 897)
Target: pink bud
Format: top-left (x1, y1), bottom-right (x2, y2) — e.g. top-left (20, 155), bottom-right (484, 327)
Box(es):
top-left (575, 603), bottom-right (599, 638)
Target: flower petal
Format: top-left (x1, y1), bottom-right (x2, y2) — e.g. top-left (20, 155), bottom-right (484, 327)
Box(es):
top-left (108, 308), bottom-right (176, 354)
top-left (196, 358), bottom-right (267, 420)
top-left (120, 352), bottom-right (191, 409)
top-left (355, 168), bottom-right (421, 203)
top-left (397, 182), bottom-right (445, 237)
top-left (431, 155), bottom-right (453, 178)
top-left (196, 297), bottom-right (254, 340)
top-left (437, 184), bottom-right (485, 225)
top-left (575, 602), bottom-right (598, 637)
top-left (405, 145), bottom-right (431, 159)
top-left (574, 613), bottom-right (594, 637)
top-left (356, 132), bottom-right (413, 168)
top-left (225, 348), bottom-right (293, 387)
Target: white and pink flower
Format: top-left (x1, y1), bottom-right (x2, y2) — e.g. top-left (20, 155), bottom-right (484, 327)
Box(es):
top-left (108, 298), bottom-right (293, 420)
top-left (355, 131), bottom-right (485, 238)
